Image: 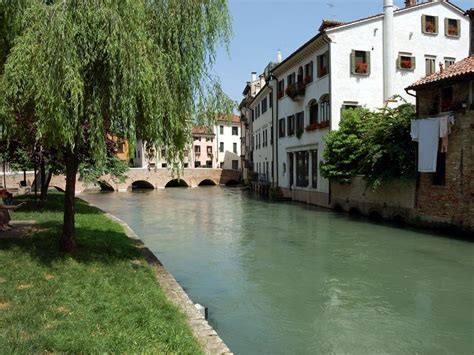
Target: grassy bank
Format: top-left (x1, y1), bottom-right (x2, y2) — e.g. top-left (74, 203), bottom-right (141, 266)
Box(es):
top-left (0, 194), bottom-right (202, 354)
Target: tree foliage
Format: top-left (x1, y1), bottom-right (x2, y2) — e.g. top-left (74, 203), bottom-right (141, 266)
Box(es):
top-left (0, 0), bottom-right (233, 251)
top-left (320, 101), bottom-right (416, 189)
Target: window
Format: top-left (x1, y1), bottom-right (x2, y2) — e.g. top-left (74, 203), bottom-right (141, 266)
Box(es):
top-left (398, 54), bottom-right (415, 70)
top-left (162, 163), bottom-right (167, 168)
top-left (232, 126), bottom-right (238, 135)
top-left (278, 80), bottom-right (285, 99)
top-left (422, 15), bottom-right (438, 35)
top-left (261, 97), bottom-right (267, 113)
top-left (262, 130), bottom-right (266, 147)
top-left (161, 148), bottom-right (166, 157)
top-left (440, 86), bottom-right (453, 112)
top-left (317, 52), bottom-right (329, 78)
top-left (296, 151), bottom-right (309, 187)
top-left (297, 67), bottom-right (304, 84)
top-left (342, 102), bottom-right (359, 111)
top-left (445, 18), bottom-right (460, 37)
top-left (117, 141), bottom-right (125, 153)
top-left (304, 61), bottom-right (313, 83)
top-left (233, 143), bottom-right (237, 154)
top-left (309, 101), bottom-right (318, 125)
top-left (232, 160), bottom-right (239, 170)
top-left (279, 118), bottom-right (286, 137)
top-left (432, 152), bottom-right (446, 186)
top-left (287, 73), bottom-right (295, 86)
top-left (287, 115), bottom-right (295, 136)
top-left (288, 153), bottom-right (294, 186)
top-left (219, 142), bottom-right (224, 152)
top-left (251, 109), bottom-right (254, 122)
top-left (269, 93), bottom-right (273, 108)
top-left (195, 161), bottom-right (201, 168)
top-left (311, 150), bottom-right (318, 188)
top-left (270, 126), bottom-right (273, 145)
top-left (206, 160), bottom-right (212, 168)
top-left (319, 95), bottom-right (330, 124)
top-left (195, 146), bottom-right (201, 154)
top-left (207, 146), bottom-right (213, 155)
top-left (444, 57), bottom-right (455, 68)
top-left (425, 56), bottom-right (436, 75)
top-left (184, 163), bottom-right (189, 168)
top-left (219, 125), bottom-right (224, 134)
top-left (351, 50), bottom-right (370, 75)
top-left (296, 112), bottom-right (304, 132)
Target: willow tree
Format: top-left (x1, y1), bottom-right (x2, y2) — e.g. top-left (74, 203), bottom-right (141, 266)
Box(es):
top-left (1, 0), bottom-right (233, 252)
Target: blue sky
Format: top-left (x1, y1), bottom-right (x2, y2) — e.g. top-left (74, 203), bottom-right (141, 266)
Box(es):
top-left (213, 0), bottom-right (471, 104)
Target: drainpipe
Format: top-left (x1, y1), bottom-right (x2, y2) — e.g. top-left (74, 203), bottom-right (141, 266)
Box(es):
top-left (383, 0), bottom-right (395, 102)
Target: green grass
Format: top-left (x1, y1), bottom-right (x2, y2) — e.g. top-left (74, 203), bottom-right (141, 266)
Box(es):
top-left (0, 193), bottom-right (202, 354)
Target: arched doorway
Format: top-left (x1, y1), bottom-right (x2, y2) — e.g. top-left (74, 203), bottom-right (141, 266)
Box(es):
top-left (165, 179), bottom-right (189, 188)
top-left (198, 179), bottom-right (217, 187)
top-left (131, 180), bottom-right (154, 190)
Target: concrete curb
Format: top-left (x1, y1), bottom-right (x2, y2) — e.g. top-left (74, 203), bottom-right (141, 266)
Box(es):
top-left (88, 203), bottom-right (232, 355)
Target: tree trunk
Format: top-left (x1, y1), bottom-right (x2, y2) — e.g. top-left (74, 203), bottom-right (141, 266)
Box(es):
top-left (60, 152), bottom-right (79, 253)
top-left (40, 162), bottom-right (52, 201)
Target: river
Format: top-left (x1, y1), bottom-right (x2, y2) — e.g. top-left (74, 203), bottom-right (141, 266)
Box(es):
top-left (82, 187), bottom-right (473, 354)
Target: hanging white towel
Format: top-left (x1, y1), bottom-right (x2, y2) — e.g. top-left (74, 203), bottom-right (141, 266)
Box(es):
top-left (418, 118), bottom-right (439, 173)
top-left (410, 119), bottom-right (419, 142)
top-left (439, 115), bottom-right (449, 138)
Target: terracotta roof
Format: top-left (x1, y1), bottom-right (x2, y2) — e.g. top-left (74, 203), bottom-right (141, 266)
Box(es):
top-left (318, 20), bottom-right (346, 32)
top-left (406, 56), bottom-right (474, 90)
top-left (192, 125), bottom-right (214, 135)
top-left (217, 114), bottom-right (240, 124)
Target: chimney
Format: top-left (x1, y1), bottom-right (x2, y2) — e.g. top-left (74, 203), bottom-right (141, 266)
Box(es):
top-left (251, 72), bottom-right (257, 82)
top-left (276, 50), bottom-right (282, 64)
top-left (467, 9), bottom-right (474, 56)
top-left (383, 0), bottom-right (395, 101)
top-left (405, 0), bottom-right (416, 7)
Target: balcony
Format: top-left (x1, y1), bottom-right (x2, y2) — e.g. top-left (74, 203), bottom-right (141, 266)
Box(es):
top-left (285, 83), bottom-right (306, 102)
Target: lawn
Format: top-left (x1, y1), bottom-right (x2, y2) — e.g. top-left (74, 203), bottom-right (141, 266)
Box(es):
top-left (0, 193), bottom-right (202, 354)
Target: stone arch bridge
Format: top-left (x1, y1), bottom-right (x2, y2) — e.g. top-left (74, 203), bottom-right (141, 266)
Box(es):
top-left (3, 168), bottom-right (241, 193)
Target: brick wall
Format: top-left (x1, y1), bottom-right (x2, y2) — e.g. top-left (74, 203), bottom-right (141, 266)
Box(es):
top-left (415, 81), bottom-right (473, 231)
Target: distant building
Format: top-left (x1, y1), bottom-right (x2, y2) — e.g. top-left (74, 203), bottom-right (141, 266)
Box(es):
top-left (215, 115), bottom-right (241, 170)
top-left (192, 126), bottom-right (216, 168)
top-left (406, 52), bottom-right (473, 231)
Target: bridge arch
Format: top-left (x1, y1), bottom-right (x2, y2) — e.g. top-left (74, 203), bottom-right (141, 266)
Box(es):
top-left (98, 180), bottom-right (115, 192)
top-left (224, 179), bottom-right (239, 187)
top-left (131, 180), bottom-right (155, 190)
top-left (198, 179), bottom-right (217, 187)
top-left (165, 179), bottom-right (189, 188)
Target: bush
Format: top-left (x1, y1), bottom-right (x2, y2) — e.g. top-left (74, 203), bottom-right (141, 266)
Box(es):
top-left (320, 100), bottom-right (416, 189)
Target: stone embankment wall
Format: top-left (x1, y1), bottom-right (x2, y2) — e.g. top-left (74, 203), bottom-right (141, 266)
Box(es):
top-left (330, 177), bottom-right (416, 222)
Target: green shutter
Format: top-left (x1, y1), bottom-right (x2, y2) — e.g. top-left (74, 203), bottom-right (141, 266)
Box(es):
top-left (456, 19), bottom-right (461, 37)
top-left (412, 56), bottom-right (416, 70)
top-left (434, 16), bottom-right (438, 34)
top-left (366, 51), bottom-right (371, 76)
top-left (396, 55), bottom-right (401, 70)
top-left (422, 15), bottom-right (426, 34)
top-left (351, 50), bottom-right (356, 74)
top-left (444, 17), bottom-right (449, 36)
top-left (317, 55), bottom-right (321, 77)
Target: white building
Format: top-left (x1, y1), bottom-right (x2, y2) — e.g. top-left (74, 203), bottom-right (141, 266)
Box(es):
top-left (215, 115), bottom-right (242, 170)
top-left (268, 0), bottom-right (470, 206)
top-left (249, 84), bottom-right (274, 184)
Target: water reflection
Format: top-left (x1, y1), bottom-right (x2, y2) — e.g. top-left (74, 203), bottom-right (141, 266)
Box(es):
top-left (82, 188), bottom-right (474, 355)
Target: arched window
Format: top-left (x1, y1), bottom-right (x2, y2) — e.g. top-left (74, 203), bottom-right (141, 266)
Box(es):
top-left (319, 94), bottom-right (330, 123)
top-left (309, 100), bottom-right (318, 125)
top-left (297, 66), bottom-right (304, 84)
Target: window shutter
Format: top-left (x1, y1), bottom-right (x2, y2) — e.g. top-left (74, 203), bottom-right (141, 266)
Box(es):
top-left (317, 55), bottom-right (321, 77)
top-left (396, 56), bottom-right (401, 70)
top-left (351, 50), bottom-right (356, 74)
top-left (456, 19), bottom-right (461, 37)
top-left (311, 61), bottom-right (314, 78)
top-left (444, 17), bottom-right (449, 36)
top-left (434, 16), bottom-right (439, 34)
top-left (366, 51), bottom-right (371, 75)
top-left (422, 15), bottom-right (426, 34)
top-left (412, 56), bottom-right (416, 70)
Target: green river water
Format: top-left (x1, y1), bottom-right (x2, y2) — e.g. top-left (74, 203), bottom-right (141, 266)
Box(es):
top-left (82, 187), bottom-right (473, 354)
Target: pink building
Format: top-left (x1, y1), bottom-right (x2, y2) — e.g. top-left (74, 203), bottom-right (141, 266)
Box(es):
top-left (192, 126), bottom-right (217, 168)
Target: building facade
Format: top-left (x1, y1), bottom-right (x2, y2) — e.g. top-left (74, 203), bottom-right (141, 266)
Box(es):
top-left (263, 0), bottom-right (470, 206)
top-left (406, 55), bottom-right (473, 231)
top-left (215, 115), bottom-right (242, 170)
